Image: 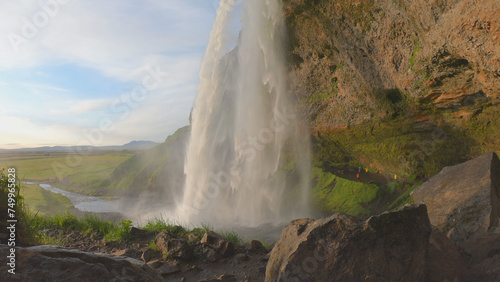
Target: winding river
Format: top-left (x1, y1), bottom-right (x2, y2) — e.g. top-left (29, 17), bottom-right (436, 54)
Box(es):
top-left (37, 183), bottom-right (122, 213)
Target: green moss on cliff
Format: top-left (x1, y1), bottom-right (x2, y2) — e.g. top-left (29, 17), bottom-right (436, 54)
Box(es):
top-left (409, 39), bottom-right (420, 70)
top-left (313, 110), bottom-right (481, 178)
top-left (311, 167), bottom-right (382, 217)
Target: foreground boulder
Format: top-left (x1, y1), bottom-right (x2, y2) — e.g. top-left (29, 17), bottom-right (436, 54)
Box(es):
top-left (265, 204), bottom-right (431, 281)
top-left (411, 152), bottom-right (500, 244)
top-left (0, 244), bottom-right (163, 282)
top-left (201, 231), bottom-right (235, 257)
top-left (426, 227), bottom-right (468, 281)
top-left (461, 232), bottom-right (500, 281)
top-left (155, 231), bottom-right (194, 260)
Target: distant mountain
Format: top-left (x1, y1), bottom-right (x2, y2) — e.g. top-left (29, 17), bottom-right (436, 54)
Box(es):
top-left (0, 141), bottom-right (160, 153)
top-left (119, 141), bottom-right (160, 150)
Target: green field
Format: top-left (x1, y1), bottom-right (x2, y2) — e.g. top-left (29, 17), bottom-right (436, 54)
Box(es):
top-left (21, 183), bottom-right (74, 216)
top-left (0, 151), bottom-right (133, 183)
top-left (0, 151), bottom-right (134, 215)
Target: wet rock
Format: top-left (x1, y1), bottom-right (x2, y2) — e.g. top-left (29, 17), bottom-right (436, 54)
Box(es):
top-left (411, 152), bottom-right (500, 244)
top-left (201, 231), bottom-right (235, 257)
top-left (0, 244), bottom-right (163, 282)
top-left (156, 231), bottom-right (194, 261)
top-left (265, 204), bottom-right (431, 281)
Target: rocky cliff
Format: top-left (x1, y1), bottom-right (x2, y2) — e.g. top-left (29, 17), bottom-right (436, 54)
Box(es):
top-left (284, 0), bottom-right (500, 176)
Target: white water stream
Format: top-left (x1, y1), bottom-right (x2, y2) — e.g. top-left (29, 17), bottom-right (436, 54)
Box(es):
top-left (176, 0), bottom-right (311, 227)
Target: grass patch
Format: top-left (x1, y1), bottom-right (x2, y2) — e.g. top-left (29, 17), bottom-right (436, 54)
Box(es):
top-left (311, 167), bottom-right (382, 217)
top-left (388, 181), bottom-right (422, 211)
top-left (0, 169), bottom-right (36, 245)
top-left (143, 218), bottom-right (189, 238)
top-left (25, 212), bottom-right (134, 244)
top-left (21, 183), bottom-right (73, 216)
top-left (68, 170), bottom-right (112, 188)
top-left (218, 230), bottom-right (243, 244)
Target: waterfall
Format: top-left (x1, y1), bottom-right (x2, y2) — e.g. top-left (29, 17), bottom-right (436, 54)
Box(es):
top-left (176, 0), bottom-right (311, 227)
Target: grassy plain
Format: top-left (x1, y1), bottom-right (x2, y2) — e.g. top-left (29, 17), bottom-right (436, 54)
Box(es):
top-left (0, 151), bottom-right (134, 215)
top-left (21, 183), bottom-right (74, 216)
top-left (0, 151), bottom-right (133, 183)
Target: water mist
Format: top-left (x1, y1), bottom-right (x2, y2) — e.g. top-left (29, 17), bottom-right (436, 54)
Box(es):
top-left (176, 0), bottom-right (311, 227)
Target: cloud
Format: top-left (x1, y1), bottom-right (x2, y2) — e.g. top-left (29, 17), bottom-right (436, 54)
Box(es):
top-left (50, 98), bottom-right (113, 115)
top-left (0, 0), bottom-right (217, 80)
top-left (20, 82), bottom-right (71, 93)
top-left (0, 0), bottom-right (223, 148)
top-left (0, 115), bottom-right (83, 148)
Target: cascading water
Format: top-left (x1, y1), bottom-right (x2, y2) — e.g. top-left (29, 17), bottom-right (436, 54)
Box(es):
top-left (176, 0), bottom-right (311, 227)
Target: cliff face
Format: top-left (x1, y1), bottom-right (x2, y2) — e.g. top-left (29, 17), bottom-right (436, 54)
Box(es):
top-left (284, 0), bottom-right (500, 174)
top-left (285, 0), bottom-right (499, 127)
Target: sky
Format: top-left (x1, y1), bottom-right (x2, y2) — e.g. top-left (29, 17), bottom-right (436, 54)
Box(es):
top-left (0, 0), bottom-right (223, 149)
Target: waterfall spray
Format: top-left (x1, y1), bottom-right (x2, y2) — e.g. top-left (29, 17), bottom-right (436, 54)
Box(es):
top-left (177, 0), bottom-right (311, 227)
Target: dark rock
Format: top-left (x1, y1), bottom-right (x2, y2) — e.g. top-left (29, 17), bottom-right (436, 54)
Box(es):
top-left (156, 231), bottom-right (194, 261)
top-left (147, 259), bottom-right (164, 269)
top-left (462, 254), bottom-right (500, 282)
top-left (243, 240), bottom-right (267, 253)
top-left (426, 227), bottom-right (468, 281)
top-left (461, 232), bottom-right (500, 264)
top-left (201, 231), bottom-right (235, 257)
top-left (265, 204), bottom-right (431, 281)
top-left (0, 244), bottom-right (163, 282)
top-left (130, 227), bottom-right (155, 241)
top-left (205, 248), bottom-right (219, 262)
top-left (234, 253), bottom-right (249, 263)
top-left (199, 274), bottom-right (237, 282)
top-left (118, 241), bottom-right (127, 249)
top-left (156, 261), bottom-right (180, 275)
top-left (411, 152), bottom-right (500, 244)
top-left (141, 248), bottom-right (163, 263)
top-left (111, 248), bottom-right (142, 260)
